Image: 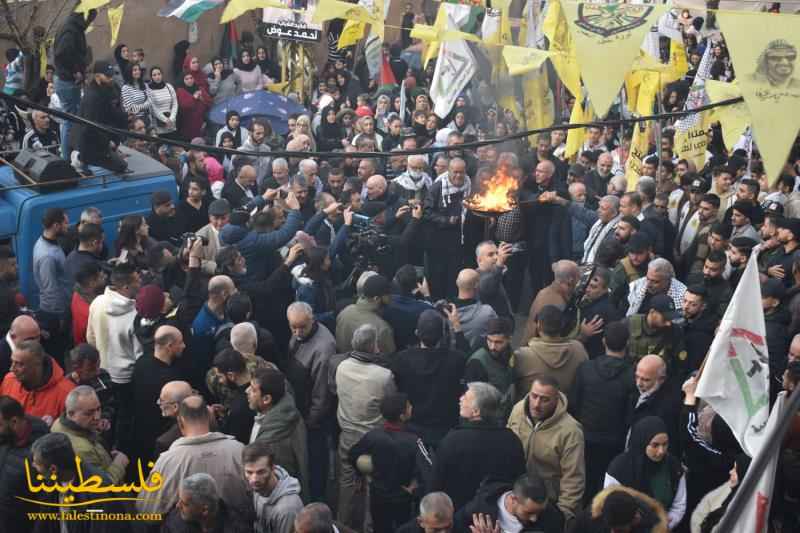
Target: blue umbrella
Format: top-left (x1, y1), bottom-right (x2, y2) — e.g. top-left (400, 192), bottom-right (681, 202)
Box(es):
top-left (209, 91), bottom-right (307, 136)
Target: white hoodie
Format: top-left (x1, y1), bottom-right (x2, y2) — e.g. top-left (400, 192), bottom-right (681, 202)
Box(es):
top-left (86, 287), bottom-right (142, 383)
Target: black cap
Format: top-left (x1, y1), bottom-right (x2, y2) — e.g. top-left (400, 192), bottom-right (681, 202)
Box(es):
top-left (208, 199), bottom-right (231, 217)
top-left (626, 232), bottom-right (652, 253)
top-left (417, 309), bottom-right (446, 345)
top-left (690, 177), bottom-right (710, 193)
top-left (649, 294), bottom-right (679, 321)
top-left (568, 164), bottom-right (586, 178)
top-left (761, 278), bottom-right (785, 300)
top-left (776, 217), bottom-right (800, 238)
top-left (362, 274), bottom-right (391, 298)
top-left (92, 59), bottom-right (114, 77)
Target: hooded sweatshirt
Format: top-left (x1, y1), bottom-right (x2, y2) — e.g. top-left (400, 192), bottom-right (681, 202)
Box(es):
top-left (0, 356), bottom-right (75, 420)
top-left (253, 465), bottom-right (304, 533)
top-left (513, 335), bottom-right (588, 402)
top-left (454, 299), bottom-right (497, 350)
top-left (86, 287), bottom-right (143, 383)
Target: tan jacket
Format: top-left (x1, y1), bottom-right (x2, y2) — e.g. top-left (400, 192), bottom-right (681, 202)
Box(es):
top-left (195, 222), bottom-right (221, 275)
top-left (507, 392), bottom-right (585, 522)
top-left (513, 335), bottom-right (588, 402)
top-left (522, 284), bottom-right (568, 344)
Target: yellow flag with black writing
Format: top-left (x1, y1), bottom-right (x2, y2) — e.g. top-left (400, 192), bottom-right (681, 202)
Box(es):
top-left (313, 0), bottom-right (383, 39)
top-left (563, 2), bottom-right (667, 118)
top-left (542, 0), bottom-right (580, 97)
top-left (718, 11), bottom-right (800, 184)
top-left (565, 97), bottom-right (590, 159)
top-left (626, 122), bottom-right (651, 191)
top-left (75, 0), bottom-right (109, 15)
top-left (338, 21), bottom-right (366, 49)
top-left (706, 80), bottom-right (750, 152)
top-left (523, 67), bottom-right (555, 131)
top-left (108, 4), bottom-right (124, 47)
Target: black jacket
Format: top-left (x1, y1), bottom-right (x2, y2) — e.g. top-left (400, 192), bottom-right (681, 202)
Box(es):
top-left (423, 179), bottom-right (466, 251)
top-left (161, 498), bottom-right (252, 533)
top-left (76, 81), bottom-right (128, 162)
top-left (765, 305), bottom-right (791, 401)
top-left (453, 481), bottom-right (564, 533)
top-left (391, 345), bottom-right (467, 445)
top-left (569, 355), bottom-right (636, 447)
top-left (629, 380), bottom-right (683, 453)
top-left (53, 13), bottom-right (92, 81)
top-left (682, 310), bottom-right (717, 373)
top-left (518, 182), bottom-right (572, 264)
top-left (348, 423), bottom-right (418, 500)
top-left (569, 486), bottom-right (668, 533)
top-left (146, 211), bottom-right (183, 246)
top-left (0, 415), bottom-right (49, 533)
top-left (221, 180), bottom-right (258, 210)
top-left (431, 421), bottom-right (527, 509)
top-left (579, 294), bottom-right (623, 358)
top-left (221, 383), bottom-right (254, 444)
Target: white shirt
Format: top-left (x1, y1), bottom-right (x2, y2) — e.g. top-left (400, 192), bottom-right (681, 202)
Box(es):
top-left (496, 492), bottom-right (524, 533)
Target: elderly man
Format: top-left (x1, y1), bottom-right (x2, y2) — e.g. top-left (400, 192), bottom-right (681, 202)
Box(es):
top-left (424, 157), bottom-right (470, 300)
top-left (519, 159), bottom-right (572, 302)
top-left (507, 375), bottom-right (585, 525)
top-left (298, 159), bottom-right (324, 193)
top-left (223, 164), bottom-right (260, 209)
top-left (398, 492), bottom-right (455, 533)
top-left (0, 315), bottom-right (40, 377)
top-left (390, 154), bottom-right (432, 204)
top-left (432, 382), bottom-right (526, 509)
top-left (0, 339), bottom-right (74, 422)
top-left (154, 380), bottom-right (194, 456)
top-left (585, 152), bottom-right (614, 201)
top-left (23, 109), bottom-right (60, 153)
top-left (138, 395), bottom-right (251, 516)
top-left (476, 241), bottom-right (513, 319)
top-left (629, 355), bottom-right (681, 445)
top-left (268, 157), bottom-right (291, 189)
top-left (285, 301), bottom-right (336, 501)
top-left (626, 258), bottom-right (687, 317)
top-left (336, 275), bottom-right (396, 354)
top-left (194, 199), bottom-right (230, 275)
top-left (747, 38), bottom-right (800, 89)
top-left (548, 191), bottom-right (621, 265)
top-left (335, 324), bottom-right (398, 528)
top-left (162, 472), bottom-right (252, 531)
top-left (51, 385), bottom-right (128, 483)
top-left (522, 260), bottom-right (581, 343)
top-left (364, 174), bottom-right (390, 203)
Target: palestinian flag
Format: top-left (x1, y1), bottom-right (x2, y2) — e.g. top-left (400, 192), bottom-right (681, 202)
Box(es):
top-left (158, 0), bottom-right (224, 23)
top-left (219, 20), bottom-right (239, 66)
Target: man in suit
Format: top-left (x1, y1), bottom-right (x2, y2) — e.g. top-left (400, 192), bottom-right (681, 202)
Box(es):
top-left (222, 164), bottom-right (259, 209)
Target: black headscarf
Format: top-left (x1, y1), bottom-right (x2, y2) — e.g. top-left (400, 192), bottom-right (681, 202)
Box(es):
top-left (700, 454), bottom-right (752, 533)
top-left (147, 67), bottom-right (166, 91)
top-left (236, 48), bottom-right (257, 72)
top-left (114, 44), bottom-right (130, 74)
top-left (607, 416), bottom-right (684, 499)
top-left (225, 111), bottom-right (243, 147)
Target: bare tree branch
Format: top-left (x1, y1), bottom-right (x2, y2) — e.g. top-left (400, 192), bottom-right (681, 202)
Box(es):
top-left (22, 2), bottom-right (41, 41)
top-left (0, 0), bottom-right (26, 50)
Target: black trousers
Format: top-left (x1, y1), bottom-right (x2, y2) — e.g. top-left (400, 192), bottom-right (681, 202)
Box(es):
top-left (425, 248), bottom-right (463, 301)
top-left (371, 493), bottom-right (413, 533)
top-left (583, 439), bottom-right (623, 505)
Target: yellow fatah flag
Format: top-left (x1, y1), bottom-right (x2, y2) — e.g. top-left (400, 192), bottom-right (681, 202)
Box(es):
top-left (562, 2), bottom-right (667, 118)
top-left (75, 0), bottom-right (109, 15)
top-left (502, 45), bottom-right (550, 77)
top-left (625, 123), bottom-right (651, 191)
top-left (565, 98), bottom-right (590, 159)
top-left (220, 0), bottom-right (287, 24)
top-left (667, 39), bottom-right (689, 83)
top-left (717, 11), bottom-right (800, 184)
top-left (108, 4), bottom-right (124, 47)
top-left (338, 20), bottom-right (366, 49)
top-left (674, 115), bottom-right (710, 171)
top-left (542, 0), bottom-right (581, 97)
top-left (410, 24), bottom-right (480, 44)
top-left (706, 80), bottom-right (750, 152)
top-left (313, 0), bottom-right (383, 40)
top-left (523, 66), bottom-right (555, 131)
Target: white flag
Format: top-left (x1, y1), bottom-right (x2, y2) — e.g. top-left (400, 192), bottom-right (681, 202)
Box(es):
top-left (695, 249), bottom-right (770, 457)
top-left (430, 6), bottom-right (476, 119)
top-left (733, 391), bottom-right (785, 533)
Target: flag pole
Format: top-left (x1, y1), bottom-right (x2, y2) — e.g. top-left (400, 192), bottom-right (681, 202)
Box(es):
top-left (714, 386), bottom-right (800, 532)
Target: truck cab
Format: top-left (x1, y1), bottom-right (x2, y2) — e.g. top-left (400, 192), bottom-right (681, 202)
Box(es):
top-left (0, 147), bottom-right (178, 308)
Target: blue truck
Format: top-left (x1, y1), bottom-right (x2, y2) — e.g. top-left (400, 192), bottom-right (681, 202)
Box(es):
top-left (0, 147), bottom-right (177, 308)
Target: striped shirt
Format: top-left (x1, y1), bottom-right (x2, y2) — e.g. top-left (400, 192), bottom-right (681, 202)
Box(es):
top-left (146, 83), bottom-right (178, 133)
top-left (121, 83), bottom-right (150, 119)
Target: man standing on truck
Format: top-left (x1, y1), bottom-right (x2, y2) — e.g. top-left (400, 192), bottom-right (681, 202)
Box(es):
top-left (33, 208), bottom-right (70, 366)
top-left (75, 60), bottom-right (129, 173)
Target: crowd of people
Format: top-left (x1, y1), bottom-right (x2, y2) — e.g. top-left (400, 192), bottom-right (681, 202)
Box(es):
top-left (0, 4), bottom-right (799, 533)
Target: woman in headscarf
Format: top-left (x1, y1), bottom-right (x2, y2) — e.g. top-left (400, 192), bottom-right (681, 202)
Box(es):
top-left (215, 131), bottom-right (236, 181)
top-left (374, 93), bottom-right (392, 132)
top-left (207, 57), bottom-right (242, 103)
top-left (691, 454), bottom-right (751, 533)
top-left (233, 49), bottom-right (267, 92)
top-left (113, 44), bottom-right (130, 87)
top-left (214, 110), bottom-right (249, 148)
top-left (175, 72), bottom-right (212, 141)
top-left (448, 108), bottom-right (478, 142)
top-left (605, 416), bottom-right (687, 530)
top-left (316, 105), bottom-right (346, 152)
top-left (182, 55), bottom-right (210, 94)
top-left (147, 66), bottom-right (179, 138)
top-left (256, 46), bottom-right (280, 81)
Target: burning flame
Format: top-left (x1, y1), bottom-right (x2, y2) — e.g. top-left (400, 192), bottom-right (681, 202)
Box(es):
top-left (465, 166), bottom-right (519, 213)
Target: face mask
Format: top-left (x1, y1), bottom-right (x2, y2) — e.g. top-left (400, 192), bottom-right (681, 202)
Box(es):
top-left (408, 169), bottom-right (423, 180)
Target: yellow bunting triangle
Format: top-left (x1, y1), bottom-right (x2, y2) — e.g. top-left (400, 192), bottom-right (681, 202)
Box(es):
top-left (565, 97), bottom-right (593, 159)
top-left (75, 0), bottom-right (110, 15)
top-left (502, 45), bottom-right (550, 77)
top-left (313, 0), bottom-right (383, 40)
top-left (705, 80), bottom-right (750, 152)
top-left (626, 122), bottom-right (651, 191)
top-left (108, 4), bottom-right (124, 47)
top-left (563, 2), bottom-right (667, 117)
top-left (542, 0), bottom-right (581, 97)
top-left (717, 11), bottom-right (800, 185)
top-left (220, 0), bottom-right (288, 24)
top-left (523, 67), bottom-right (555, 131)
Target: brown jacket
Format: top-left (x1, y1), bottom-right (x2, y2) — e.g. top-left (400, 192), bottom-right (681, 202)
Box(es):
top-left (522, 283), bottom-right (568, 344)
top-left (507, 392), bottom-right (585, 523)
top-left (513, 335), bottom-right (588, 402)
